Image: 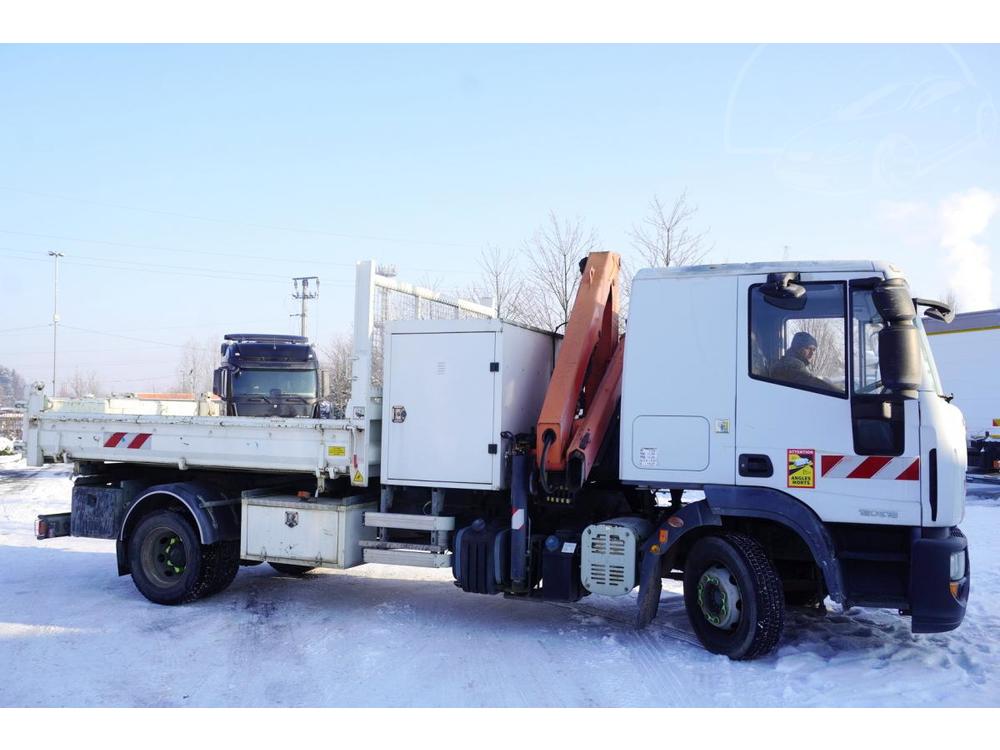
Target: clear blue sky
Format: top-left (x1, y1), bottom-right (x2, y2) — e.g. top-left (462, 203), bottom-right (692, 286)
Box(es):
top-left (2, 44), bottom-right (999, 391)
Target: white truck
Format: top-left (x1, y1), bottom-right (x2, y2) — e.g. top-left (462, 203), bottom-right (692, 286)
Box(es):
top-left (28, 254), bottom-right (970, 660)
top-left (925, 308), bottom-right (1000, 470)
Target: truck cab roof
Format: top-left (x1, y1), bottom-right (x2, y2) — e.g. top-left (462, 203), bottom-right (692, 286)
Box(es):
top-left (633, 259), bottom-right (903, 282)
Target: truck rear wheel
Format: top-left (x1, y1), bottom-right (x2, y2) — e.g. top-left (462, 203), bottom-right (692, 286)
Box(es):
top-left (268, 562), bottom-right (316, 576)
top-left (683, 533), bottom-right (785, 660)
top-left (128, 510), bottom-right (238, 605)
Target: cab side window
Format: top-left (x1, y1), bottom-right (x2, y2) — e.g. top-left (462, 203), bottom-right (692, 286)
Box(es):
top-left (749, 282), bottom-right (847, 397)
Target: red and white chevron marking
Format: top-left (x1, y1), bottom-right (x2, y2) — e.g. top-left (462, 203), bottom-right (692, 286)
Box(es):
top-left (820, 454), bottom-right (919, 481)
top-left (103, 432), bottom-right (153, 450)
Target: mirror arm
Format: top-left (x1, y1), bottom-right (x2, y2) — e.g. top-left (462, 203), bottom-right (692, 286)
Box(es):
top-left (913, 297), bottom-right (955, 324)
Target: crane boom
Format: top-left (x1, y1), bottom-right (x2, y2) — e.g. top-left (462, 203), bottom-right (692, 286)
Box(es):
top-left (535, 251), bottom-right (622, 489)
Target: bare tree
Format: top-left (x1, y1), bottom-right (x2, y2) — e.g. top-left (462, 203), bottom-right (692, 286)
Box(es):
top-left (629, 191), bottom-right (712, 269)
top-left (415, 272), bottom-right (445, 295)
top-left (59, 369), bottom-right (104, 398)
top-left (174, 336), bottom-right (218, 394)
top-left (787, 319), bottom-right (846, 386)
top-left (941, 288), bottom-right (960, 315)
top-left (321, 331), bottom-right (354, 419)
top-left (0, 365), bottom-right (27, 406)
top-left (521, 212), bottom-right (600, 331)
top-left (466, 246), bottom-right (527, 321)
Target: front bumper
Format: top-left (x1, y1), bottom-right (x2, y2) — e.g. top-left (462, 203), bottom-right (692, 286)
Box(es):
top-left (908, 528), bottom-right (969, 633)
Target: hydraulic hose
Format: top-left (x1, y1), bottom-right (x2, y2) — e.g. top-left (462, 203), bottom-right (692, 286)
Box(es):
top-left (538, 431), bottom-right (555, 496)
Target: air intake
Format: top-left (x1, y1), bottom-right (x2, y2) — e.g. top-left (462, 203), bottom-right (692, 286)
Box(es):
top-left (580, 517), bottom-right (651, 597)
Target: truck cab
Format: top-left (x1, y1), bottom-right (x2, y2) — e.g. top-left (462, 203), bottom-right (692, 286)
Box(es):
top-left (213, 333), bottom-right (322, 418)
top-left (622, 260), bottom-right (969, 641)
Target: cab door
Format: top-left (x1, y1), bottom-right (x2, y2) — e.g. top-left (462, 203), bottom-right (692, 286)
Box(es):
top-left (735, 272), bottom-right (922, 526)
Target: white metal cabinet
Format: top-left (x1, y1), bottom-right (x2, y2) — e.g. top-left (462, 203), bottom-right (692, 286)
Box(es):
top-left (381, 319), bottom-right (554, 489)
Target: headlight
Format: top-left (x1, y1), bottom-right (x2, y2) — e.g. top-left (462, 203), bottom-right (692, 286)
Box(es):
top-left (950, 550), bottom-right (966, 581)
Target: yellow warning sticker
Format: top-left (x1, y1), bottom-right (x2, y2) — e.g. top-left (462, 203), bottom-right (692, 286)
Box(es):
top-left (328, 445), bottom-right (346, 457)
top-left (787, 449), bottom-right (815, 489)
top-left (352, 470), bottom-right (364, 484)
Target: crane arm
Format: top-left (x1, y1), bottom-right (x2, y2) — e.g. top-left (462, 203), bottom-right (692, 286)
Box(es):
top-left (535, 251), bottom-right (622, 488)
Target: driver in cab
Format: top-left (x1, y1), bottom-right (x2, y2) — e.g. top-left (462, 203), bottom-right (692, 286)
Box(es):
top-left (770, 331), bottom-right (839, 393)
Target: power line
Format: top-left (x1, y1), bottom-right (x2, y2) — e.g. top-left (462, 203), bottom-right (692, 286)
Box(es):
top-left (0, 227), bottom-right (357, 269)
top-left (0, 323), bottom-right (51, 334)
top-left (13, 246), bottom-right (295, 281)
top-left (2, 346), bottom-right (188, 355)
top-left (0, 185), bottom-right (478, 249)
top-left (0, 248), bottom-right (355, 286)
top-left (59, 324), bottom-right (216, 351)
top-left (0, 226), bottom-right (480, 276)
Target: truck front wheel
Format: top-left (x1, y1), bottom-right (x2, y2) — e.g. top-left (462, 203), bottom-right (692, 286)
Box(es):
top-left (128, 509), bottom-right (239, 605)
top-left (683, 533), bottom-right (785, 660)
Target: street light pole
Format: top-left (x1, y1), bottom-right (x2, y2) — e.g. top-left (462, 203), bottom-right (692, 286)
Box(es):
top-left (48, 251), bottom-right (64, 395)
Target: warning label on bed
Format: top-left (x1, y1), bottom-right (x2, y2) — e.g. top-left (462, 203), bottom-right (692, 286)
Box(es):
top-left (787, 449), bottom-right (815, 489)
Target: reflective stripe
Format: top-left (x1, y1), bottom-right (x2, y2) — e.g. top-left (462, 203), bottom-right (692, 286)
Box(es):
top-left (820, 454), bottom-right (919, 481)
top-left (511, 508), bottom-right (526, 530)
top-left (103, 432), bottom-right (153, 450)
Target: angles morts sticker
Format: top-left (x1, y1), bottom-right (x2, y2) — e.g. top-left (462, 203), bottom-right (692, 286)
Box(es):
top-left (787, 448), bottom-right (815, 489)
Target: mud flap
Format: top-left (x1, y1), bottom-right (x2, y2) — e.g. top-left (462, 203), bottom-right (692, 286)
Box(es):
top-left (635, 550), bottom-right (663, 629)
top-left (634, 500), bottom-right (723, 629)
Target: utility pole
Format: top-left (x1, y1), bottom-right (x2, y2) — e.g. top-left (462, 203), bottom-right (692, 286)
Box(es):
top-left (48, 251), bottom-right (64, 395)
top-left (291, 276), bottom-right (320, 338)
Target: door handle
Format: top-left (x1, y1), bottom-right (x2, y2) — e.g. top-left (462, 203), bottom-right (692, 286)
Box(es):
top-left (739, 453), bottom-right (773, 478)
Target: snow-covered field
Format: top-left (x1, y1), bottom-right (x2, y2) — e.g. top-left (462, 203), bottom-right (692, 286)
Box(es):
top-left (1, 463), bottom-right (998, 707)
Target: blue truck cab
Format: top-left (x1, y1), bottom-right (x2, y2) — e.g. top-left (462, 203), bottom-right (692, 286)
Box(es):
top-left (212, 333), bottom-right (322, 418)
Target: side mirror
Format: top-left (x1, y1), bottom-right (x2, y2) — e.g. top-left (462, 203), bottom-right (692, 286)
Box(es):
top-left (319, 369), bottom-right (332, 398)
top-left (761, 272), bottom-right (807, 310)
top-left (213, 368), bottom-right (230, 399)
top-left (913, 297), bottom-right (955, 324)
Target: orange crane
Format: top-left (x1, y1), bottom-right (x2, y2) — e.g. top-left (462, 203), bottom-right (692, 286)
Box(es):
top-left (535, 251), bottom-right (625, 492)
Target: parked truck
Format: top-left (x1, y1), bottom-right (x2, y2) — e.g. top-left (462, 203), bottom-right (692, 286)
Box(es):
top-left (212, 333), bottom-right (324, 418)
top-left (29, 255), bottom-right (969, 659)
top-left (925, 308), bottom-right (1000, 471)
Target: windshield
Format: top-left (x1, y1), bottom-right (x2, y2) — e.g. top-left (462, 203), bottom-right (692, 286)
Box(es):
top-left (851, 289), bottom-right (884, 393)
top-left (233, 369), bottom-right (317, 397)
top-left (914, 316), bottom-right (945, 395)
top-left (851, 288), bottom-right (944, 396)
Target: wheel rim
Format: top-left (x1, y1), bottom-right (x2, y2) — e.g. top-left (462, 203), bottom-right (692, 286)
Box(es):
top-left (140, 525), bottom-right (188, 588)
top-left (697, 564), bottom-right (742, 629)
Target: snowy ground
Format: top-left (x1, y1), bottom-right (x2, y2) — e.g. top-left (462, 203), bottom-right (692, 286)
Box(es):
top-left (1, 463), bottom-right (998, 707)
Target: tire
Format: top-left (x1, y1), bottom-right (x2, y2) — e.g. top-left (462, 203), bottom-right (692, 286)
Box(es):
top-left (201, 540), bottom-right (241, 596)
top-left (128, 509), bottom-right (238, 605)
top-left (268, 562), bottom-right (316, 576)
top-left (683, 533), bottom-right (785, 660)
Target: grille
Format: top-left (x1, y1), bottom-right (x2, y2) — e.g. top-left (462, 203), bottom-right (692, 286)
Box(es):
top-left (590, 534), bottom-right (608, 555)
top-left (581, 522), bottom-right (642, 597)
top-left (608, 533), bottom-right (626, 555)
